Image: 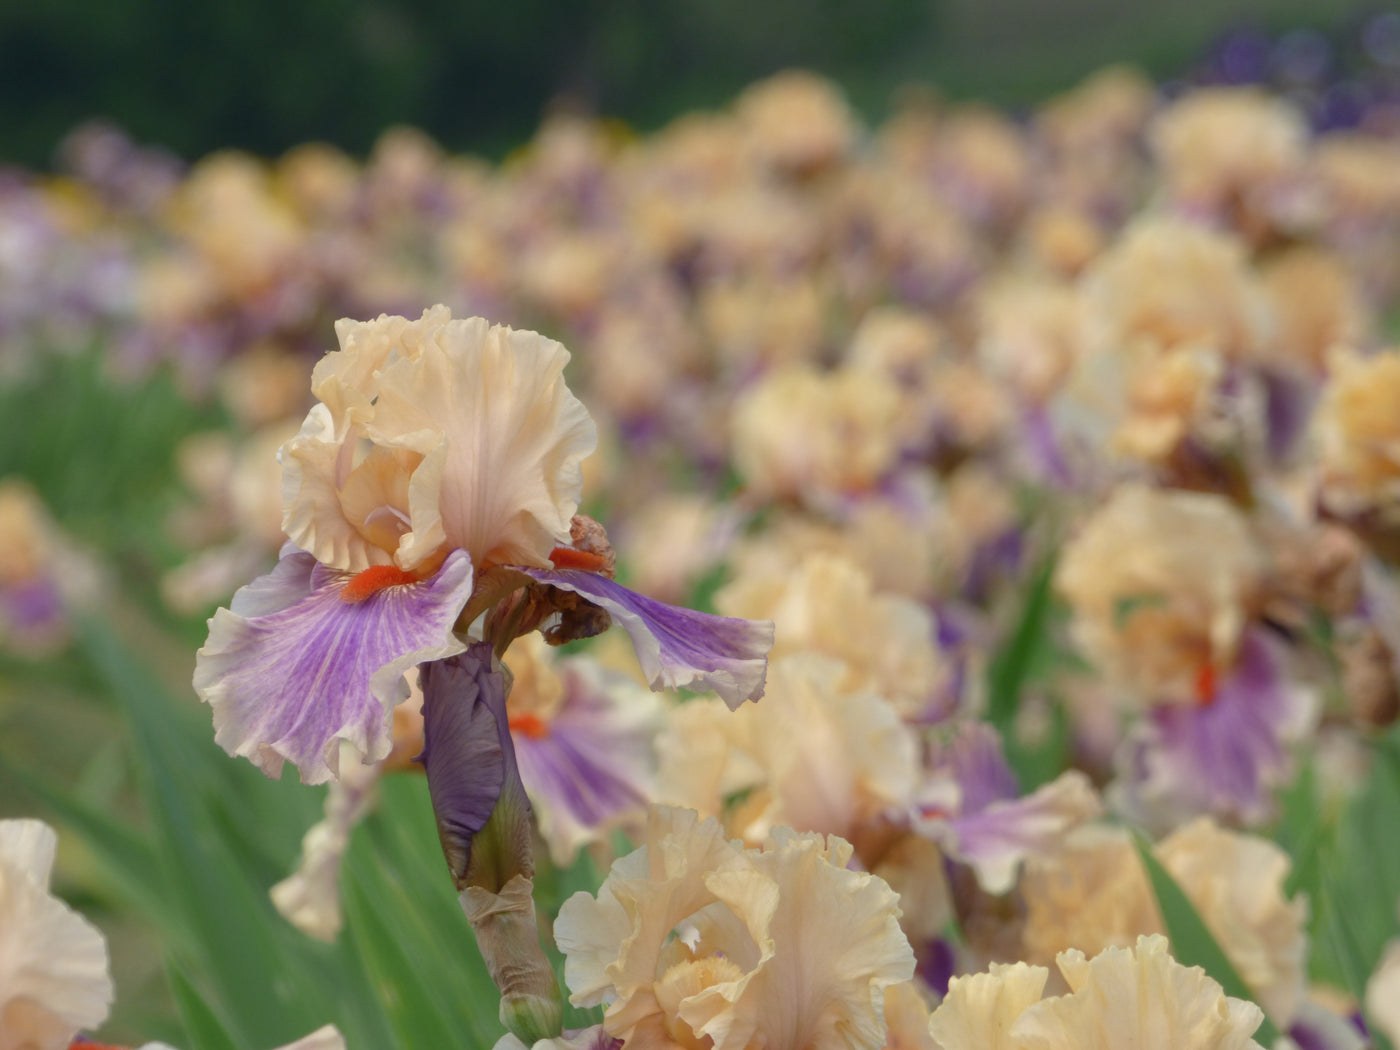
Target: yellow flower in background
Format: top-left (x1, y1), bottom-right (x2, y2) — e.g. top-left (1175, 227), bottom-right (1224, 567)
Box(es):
top-left (1056, 484), bottom-right (1262, 705)
top-left (656, 652), bottom-right (918, 845)
top-left (1315, 348), bottom-right (1400, 522)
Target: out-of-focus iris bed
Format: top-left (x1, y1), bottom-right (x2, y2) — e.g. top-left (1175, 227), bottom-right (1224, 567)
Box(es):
top-left (5, 17), bottom-right (1400, 1049)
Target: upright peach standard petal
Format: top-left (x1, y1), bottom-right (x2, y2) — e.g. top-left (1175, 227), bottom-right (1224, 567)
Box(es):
top-left (1011, 935), bottom-right (1265, 1050)
top-left (281, 307), bottom-right (597, 574)
top-left (926, 962), bottom-right (1049, 1050)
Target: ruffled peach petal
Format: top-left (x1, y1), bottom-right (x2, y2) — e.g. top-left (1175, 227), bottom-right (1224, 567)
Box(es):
top-left (926, 962), bottom-right (1049, 1050)
top-left (1154, 818), bottom-right (1307, 1025)
top-left (729, 829), bottom-right (914, 1050)
top-left (555, 807), bottom-right (743, 1014)
top-left (280, 404), bottom-right (391, 573)
top-left (313, 307), bottom-right (459, 427)
top-left (1011, 935), bottom-right (1266, 1050)
top-left (270, 751), bottom-right (380, 941)
top-left (0, 820), bottom-right (113, 1049)
top-left (367, 318), bottom-right (596, 570)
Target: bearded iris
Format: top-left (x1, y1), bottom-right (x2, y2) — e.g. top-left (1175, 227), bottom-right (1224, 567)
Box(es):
top-left (193, 306), bottom-right (773, 1042)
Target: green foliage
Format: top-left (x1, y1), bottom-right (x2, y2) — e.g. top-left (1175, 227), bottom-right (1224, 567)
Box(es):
top-left (984, 554), bottom-right (1071, 790)
top-left (0, 0), bottom-right (939, 167)
top-left (985, 555), bottom-right (1056, 728)
top-left (1272, 727), bottom-right (1400, 1047)
top-left (19, 615), bottom-right (580, 1049)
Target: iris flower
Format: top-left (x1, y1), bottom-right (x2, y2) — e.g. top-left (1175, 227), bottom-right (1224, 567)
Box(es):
top-left (195, 306), bottom-right (771, 785)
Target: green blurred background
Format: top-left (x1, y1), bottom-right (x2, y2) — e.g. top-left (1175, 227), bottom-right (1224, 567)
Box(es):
top-left (0, 0), bottom-right (1383, 166)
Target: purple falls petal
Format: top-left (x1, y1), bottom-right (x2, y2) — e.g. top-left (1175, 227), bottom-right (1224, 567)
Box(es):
top-left (518, 567), bottom-right (773, 709)
top-left (1112, 628), bottom-right (1317, 828)
top-left (512, 658), bottom-right (661, 865)
top-left (419, 642), bottom-right (533, 891)
top-left (922, 769), bottom-right (1103, 895)
top-left (932, 722), bottom-right (1019, 814)
top-left (194, 548), bottom-right (474, 785)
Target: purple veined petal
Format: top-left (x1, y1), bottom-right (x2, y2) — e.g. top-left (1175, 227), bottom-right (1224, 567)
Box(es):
top-left (913, 761), bottom-right (1102, 896)
top-left (1020, 405), bottom-right (1075, 487)
top-left (512, 658), bottom-right (661, 865)
top-left (518, 568), bottom-right (773, 709)
top-left (194, 548), bottom-right (475, 785)
top-left (419, 643), bottom-right (533, 890)
top-left (932, 722), bottom-right (1019, 815)
top-left (1112, 627), bottom-right (1317, 828)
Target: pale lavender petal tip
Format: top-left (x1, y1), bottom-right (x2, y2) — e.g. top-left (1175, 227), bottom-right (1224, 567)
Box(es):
top-left (520, 568), bottom-right (773, 709)
top-left (934, 721), bottom-right (1019, 814)
top-left (194, 548), bottom-right (474, 785)
top-left (935, 769), bottom-right (1101, 894)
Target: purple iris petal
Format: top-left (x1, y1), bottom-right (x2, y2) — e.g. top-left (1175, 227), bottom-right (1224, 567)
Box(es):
top-left (420, 643), bottom-right (533, 890)
top-left (914, 937), bottom-right (957, 999)
top-left (1286, 1001), bottom-right (1368, 1050)
top-left (194, 548), bottom-right (475, 785)
top-left (914, 723), bottom-right (1101, 894)
top-left (518, 568), bottom-right (773, 709)
top-left (1, 576), bottom-right (66, 638)
top-left (1114, 628), bottom-right (1315, 827)
top-left (512, 659), bottom-right (659, 865)
top-left (1020, 406), bottom-right (1075, 487)
top-left (1261, 367), bottom-right (1316, 462)
top-left (933, 770), bottom-right (1101, 895)
top-left (936, 721), bottom-right (1020, 814)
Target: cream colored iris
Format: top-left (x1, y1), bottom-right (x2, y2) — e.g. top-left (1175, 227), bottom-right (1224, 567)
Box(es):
top-left (280, 306), bottom-right (597, 575)
top-left (556, 806), bottom-right (914, 1050)
top-left (927, 936), bottom-right (1265, 1050)
top-left (0, 820), bottom-right (113, 1050)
